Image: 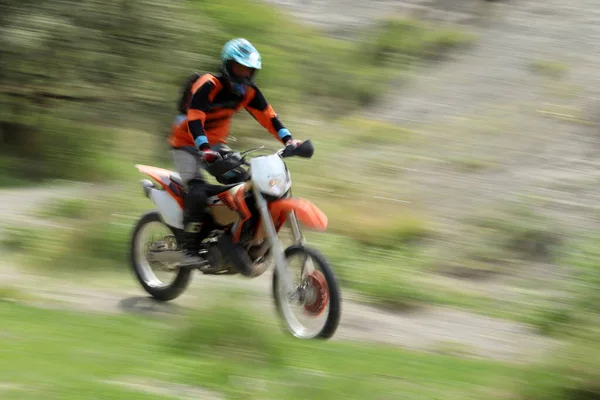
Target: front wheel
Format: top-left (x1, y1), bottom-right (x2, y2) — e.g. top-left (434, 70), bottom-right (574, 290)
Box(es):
top-left (130, 210), bottom-right (192, 301)
top-left (272, 244), bottom-right (341, 339)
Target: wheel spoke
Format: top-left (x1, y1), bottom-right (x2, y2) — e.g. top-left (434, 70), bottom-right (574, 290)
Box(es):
top-left (134, 221), bottom-right (180, 288)
top-left (131, 212), bottom-right (192, 302)
top-left (273, 247), bottom-right (338, 339)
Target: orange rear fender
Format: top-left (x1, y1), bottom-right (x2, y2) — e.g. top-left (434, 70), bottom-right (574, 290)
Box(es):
top-left (136, 164), bottom-right (184, 208)
top-left (136, 164), bottom-right (174, 186)
top-left (268, 198), bottom-right (328, 232)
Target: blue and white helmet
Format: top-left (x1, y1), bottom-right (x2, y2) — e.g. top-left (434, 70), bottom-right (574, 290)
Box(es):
top-left (220, 38), bottom-right (262, 84)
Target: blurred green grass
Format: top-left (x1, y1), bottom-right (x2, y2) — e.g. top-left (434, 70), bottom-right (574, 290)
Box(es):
top-left (3, 238), bottom-right (600, 400)
top-left (3, 289), bottom-right (600, 400)
top-left (0, 293), bottom-right (524, 400)
top-left (38, 197), bottom-right (88, 219)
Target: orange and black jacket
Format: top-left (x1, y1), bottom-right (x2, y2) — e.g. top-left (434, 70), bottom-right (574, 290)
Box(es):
top-left (168, 73), bottom-right (291, 150)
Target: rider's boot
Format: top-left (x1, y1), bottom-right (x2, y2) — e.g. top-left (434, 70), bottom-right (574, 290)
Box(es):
top-left (178, 179), bottom-right (208, 267)
top-left (178, 214), bottom-right (205, 267)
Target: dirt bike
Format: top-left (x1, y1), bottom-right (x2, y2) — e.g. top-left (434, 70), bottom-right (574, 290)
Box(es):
top-left (129, 139), bottom-right (341, 339)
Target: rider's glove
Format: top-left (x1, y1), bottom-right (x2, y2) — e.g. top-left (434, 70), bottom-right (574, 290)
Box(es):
top-left (279, 128), bottom-right (302, 152)
top-left (279, 128), bottom-right (302, 148)
top-left (285, 139), bottom-right (302, 149)
top-left (201, 148), bottom-right (222, 163)
top-left (278, 128), bottom-right (296, 145)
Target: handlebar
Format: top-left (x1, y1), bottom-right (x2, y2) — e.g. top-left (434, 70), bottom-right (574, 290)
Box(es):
top-left (194, 139), bottom-right (314, 178)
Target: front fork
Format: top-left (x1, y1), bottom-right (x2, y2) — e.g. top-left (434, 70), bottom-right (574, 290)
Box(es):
top-left (287, 209), bottom-right (305, 245)
top-left (254, 189), bottom-right (295, 295)
top-left (287, 209), bottom-right (315, 278)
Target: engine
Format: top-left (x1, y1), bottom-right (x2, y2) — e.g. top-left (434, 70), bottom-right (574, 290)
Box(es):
top-left (199, 235), bottom-right (272, 277)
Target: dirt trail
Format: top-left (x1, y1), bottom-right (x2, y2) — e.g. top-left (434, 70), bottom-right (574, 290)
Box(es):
top-left (0, 182), bottom-right (102, 228)
top-left (0, 183), bottom-right (558, 363)
top-left (1, 253), bottom-right (557, 363)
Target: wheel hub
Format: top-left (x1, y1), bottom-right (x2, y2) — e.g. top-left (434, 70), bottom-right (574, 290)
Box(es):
top-left (303, 270), bottom-right (329, 316)
top-left (145, 235), bottom-right (181, 271)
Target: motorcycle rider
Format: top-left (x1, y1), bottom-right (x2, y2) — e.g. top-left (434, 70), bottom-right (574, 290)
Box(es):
top-left (168, 38), bottom-right (302, 267)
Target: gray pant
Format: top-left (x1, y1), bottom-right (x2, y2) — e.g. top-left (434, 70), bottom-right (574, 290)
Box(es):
top-left (171, 149), bottom-right (207, 188)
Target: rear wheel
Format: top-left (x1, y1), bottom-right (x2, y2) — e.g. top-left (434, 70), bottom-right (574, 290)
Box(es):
top-left (272, 245), bottom-right (341, 339)
top-left (130, 210), bottom-right (192, 301)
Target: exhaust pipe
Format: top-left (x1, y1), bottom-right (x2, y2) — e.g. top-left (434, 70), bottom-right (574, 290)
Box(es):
top-left (140, 179), bottom-right (155, 198)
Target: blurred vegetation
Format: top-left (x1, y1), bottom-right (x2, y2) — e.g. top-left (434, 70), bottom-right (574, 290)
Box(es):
top-left (1, 292), bottom-right (525, 400)
top-left (468, 204), bottom-right (564, 263)
top-left (515, 235), bottom-right (600, 399)
top-left (39, 197), bottom-right (88, 219)
top-left (0, 0), bottom-right (474, 185)
top-left (2, 189), bottom-right (146, 272)
top-left (0, 226), bottom-right (42, 253)
top-left (0, 285), bottom-right (37, 302)
top-left (528, 59), bottom-right (569, 78)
